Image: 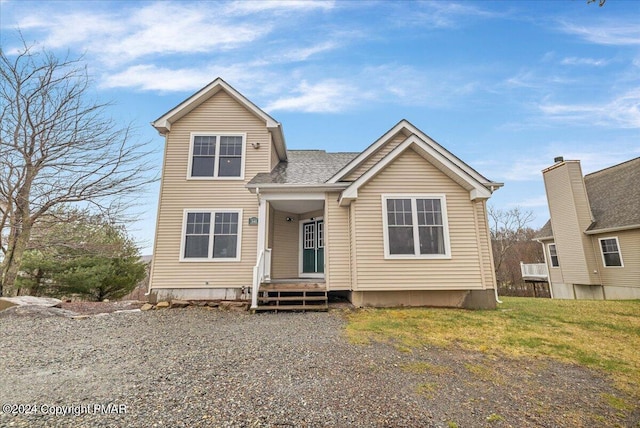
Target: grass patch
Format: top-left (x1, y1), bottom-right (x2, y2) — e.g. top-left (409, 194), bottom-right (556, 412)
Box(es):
top-left (416, 381), bottom-right (437, 398)
top-left (486, 413), bottom-right (504, 423)
top-left (345, 297), bottom-right (640, 396)
top-left (602, 393), bottom-right (634, 412)
top-left (400, 361), bottom-right (451, 375)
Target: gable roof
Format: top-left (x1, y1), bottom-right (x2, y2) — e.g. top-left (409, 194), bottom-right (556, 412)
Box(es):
top-left (328, 120), bottom-right (501, 190)
top-left (535, 220), bottom-right (554, 240)
top-left (584, 156), bottom-right (640, 233)
top-left (338, 133), bottom-right (500, 206)
top-left (247, 150), bottom-right (359, 186)
top-left (151, 78), bottom-right (287, 161)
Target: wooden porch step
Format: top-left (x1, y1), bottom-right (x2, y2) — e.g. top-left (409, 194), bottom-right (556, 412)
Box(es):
top-left (258, 295), bottom-right (328, 302)
top-left (254, 282), bottom-right (328, 312)
top-left (254, 304), bottom-right (328, 312)
top-left (260, 283), bottom-right (326, 291)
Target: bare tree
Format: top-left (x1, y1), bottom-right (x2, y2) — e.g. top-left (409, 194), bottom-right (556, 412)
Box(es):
top-left (488, 206), bottom-right (538, 286)
top-left (0, 40), bottom-right (156, 296)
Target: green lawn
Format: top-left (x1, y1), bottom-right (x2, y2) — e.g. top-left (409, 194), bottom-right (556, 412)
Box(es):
top-left (345, 297), bottom-right (640, 397)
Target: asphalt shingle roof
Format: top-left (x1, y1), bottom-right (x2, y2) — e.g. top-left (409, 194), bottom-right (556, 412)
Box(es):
top-left (584, 156), bottom-right (640, 231)
top-left (535, 220), bottom-right (553, 239)
top-left (536, 157), bottom-right (640, 238)
top-left (248, 150), bottom-right (359, 185)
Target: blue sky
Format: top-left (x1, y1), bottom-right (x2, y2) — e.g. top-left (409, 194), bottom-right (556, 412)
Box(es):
top-left (2, 0), bottom-right (639, 255)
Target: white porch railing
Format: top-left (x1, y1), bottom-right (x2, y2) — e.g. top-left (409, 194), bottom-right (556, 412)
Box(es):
top-left (251, 248), bottom-right (272, 309)
top-left (520, 262), bottom-right (548, 280)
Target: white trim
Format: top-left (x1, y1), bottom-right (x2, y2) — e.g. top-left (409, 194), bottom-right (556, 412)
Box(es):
top-left (152, 78), bottom-right (287, 161)
top-left (585, 224), bottom-right (640, 235)
top-left (328, 119), bottom-right (501, 191)
top-left (256, 198), bottom-right (267, 260)
top-left (186, 132), bottom-right (246, 180)
top-left (381, 194), bottom-right (452, 260)
top-left (179, 208), bottom-right (243, 262)
top-left (339, 135), bottom-right (493, 207)
top-left (547, 243), bottom-right (560, 268)
top-left (298, 216), bottom-right (325, 278)
top-left (246, 183), bottom-right (348, 192)
top-left (259, 192), bottom-right (326, 201)
top-left (598, 236), bottom-right (624, 268)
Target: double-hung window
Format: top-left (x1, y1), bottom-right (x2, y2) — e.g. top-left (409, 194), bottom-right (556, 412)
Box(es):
top-left (181, 209), bottom-right (242, 261)
top-left (599, 237), bottom-right (623, 267)
top-left (382, 195), bottom-right (451, 259)
top-left (548, 244), bottom-right (559, 267)
top-left (189, 134), bottom-right (245, 179)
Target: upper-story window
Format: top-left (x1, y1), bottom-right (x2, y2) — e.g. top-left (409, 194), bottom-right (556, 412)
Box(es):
top-left (189, 133), bottom-right (245, 179)
top-left (382, 195), bottom-right (451, 259)
top-left (599, 237), bottom-right (623, 267)
top-left (548, 244), bottom-right (559, 267)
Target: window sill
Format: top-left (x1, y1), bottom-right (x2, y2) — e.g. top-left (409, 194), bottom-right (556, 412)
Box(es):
top-left (384, 254), bottom-right (452, 260)
top-left (186, 176), bottom-right (245, 181)
top-left (179, 258), bottom-right (242, 263)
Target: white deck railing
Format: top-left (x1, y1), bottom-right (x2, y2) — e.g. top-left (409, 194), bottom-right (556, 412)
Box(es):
top-left (251, 248), bottom-right (272, 309)
top-left (520, 262), bottom-right (548, 280)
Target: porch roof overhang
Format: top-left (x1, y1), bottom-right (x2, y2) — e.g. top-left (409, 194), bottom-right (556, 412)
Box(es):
top-left (338, 135), bottom-right (502, 207)
top-left (246, 183), bottom-right (349, 194)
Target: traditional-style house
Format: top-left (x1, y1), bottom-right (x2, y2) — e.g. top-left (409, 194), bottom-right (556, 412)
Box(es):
top-left (148, 78), bottom-right (503, 310)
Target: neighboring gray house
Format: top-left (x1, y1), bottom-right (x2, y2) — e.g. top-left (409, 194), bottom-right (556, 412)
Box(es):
top-left (536, 157), bottom-right (640, 300)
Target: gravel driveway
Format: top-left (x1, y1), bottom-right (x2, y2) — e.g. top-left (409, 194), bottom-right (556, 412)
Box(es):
top-left (0, 308), bottom-right (635, 427)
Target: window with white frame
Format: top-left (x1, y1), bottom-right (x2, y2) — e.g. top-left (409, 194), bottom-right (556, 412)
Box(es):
top-left (182, 210), bottom-right (242, 260)
top-left (382, 195), bottom-right (450, 258)
top-left (548, 244), bottom-right (559, 267)
top-left (189, 134), bottom-right (245, 178)
top-left (599, 237), bottom-right (623, 267)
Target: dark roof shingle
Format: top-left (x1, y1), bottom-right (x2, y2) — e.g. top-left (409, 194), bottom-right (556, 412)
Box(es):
top-left (584, 156), bottom-right (640, 231)
top-left (248, 150), bottom-right (359, 185)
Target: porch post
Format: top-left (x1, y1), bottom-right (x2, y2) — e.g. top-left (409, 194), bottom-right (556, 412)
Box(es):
top-left (256, 196), bottom-right (267, 259)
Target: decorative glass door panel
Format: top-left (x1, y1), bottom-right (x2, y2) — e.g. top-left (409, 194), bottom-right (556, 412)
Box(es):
top-left (302, 219), bottom-right (324, 274)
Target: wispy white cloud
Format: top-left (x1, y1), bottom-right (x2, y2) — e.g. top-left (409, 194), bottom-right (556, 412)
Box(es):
top-left (511, 195), bottom-right (549, 208)
top-left (15, 2), bottom-right (269, 65)
top-left (538, 88), bottom-right (640, 128)
top-left (224, 0), bottom-right (335, 15)
top-left (560, 20), bottom-right (640, 46)
top-left (561, 57), bottom-right (609, 67)
top-left (504, 70), bottom-right (576, 89)
top-left (100, 63), bottom-right (269, 92)
top-left (265, 79), bottom-right (368, 113)
top-left (406, 2), bottom-right (504, 29)
top-left (280, 41), bottom-right (340, 62)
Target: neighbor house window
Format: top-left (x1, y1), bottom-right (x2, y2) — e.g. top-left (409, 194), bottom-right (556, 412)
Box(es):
top-left (382, 195), bottom-right (450, 258)
top-left (181, 209), bottom-right (242, 261)
top-left (548, 244), bottom-right (559, 267)
top-left (189, 134), bottom-right (245, 179)
top-left (599, 237), bottom-right (623, 267)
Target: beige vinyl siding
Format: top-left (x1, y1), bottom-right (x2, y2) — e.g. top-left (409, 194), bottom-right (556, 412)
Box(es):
top-left (474, 199), bottom-right (496, 288)
top-left (325, 192), bottom-right (351, 290)
top-left (345, 133), bottom-right (407, 181)
top-left (593, 229), bottom-right (640, 289)
top-left (352, 148), bottom-right (485, 291)
top-left (270, 210), bottom-right (299, 279)
top-left (151, 90), bottom-right (270, 289)
top-left (542, 240), bottom-right (565, 286)
top-left (543, 162), bottom-right (599, 285)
